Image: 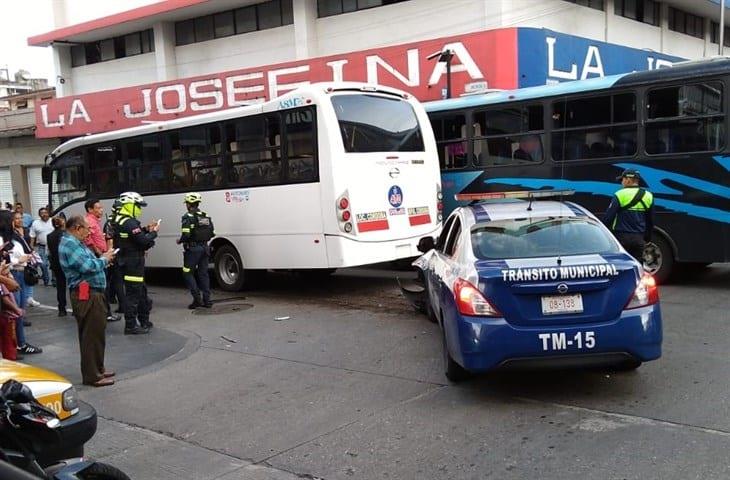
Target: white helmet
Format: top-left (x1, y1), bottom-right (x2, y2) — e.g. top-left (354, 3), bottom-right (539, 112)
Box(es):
top-left (118, 191), bottom-right (147, 207)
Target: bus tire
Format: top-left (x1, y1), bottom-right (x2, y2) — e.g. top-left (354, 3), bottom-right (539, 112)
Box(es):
top-left (644, 234), bottom-right (674, 284)
top-left (213, 244), bottom-right (246, 291)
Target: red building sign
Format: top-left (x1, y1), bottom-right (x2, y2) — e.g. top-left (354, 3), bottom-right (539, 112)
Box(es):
top-left (35, 28), bottom-right (517, 138)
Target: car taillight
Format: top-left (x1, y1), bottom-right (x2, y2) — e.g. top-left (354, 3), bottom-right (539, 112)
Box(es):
top-left (337, 192), bottom-right (353, 234)
top-left (624, 273), bottom-right (659, 309)
top-left (453, 278), bottom-right (501, 317)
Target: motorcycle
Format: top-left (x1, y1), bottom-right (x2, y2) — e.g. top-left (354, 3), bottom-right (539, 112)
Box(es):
top-left (0, 379), bottom-right (130, 479)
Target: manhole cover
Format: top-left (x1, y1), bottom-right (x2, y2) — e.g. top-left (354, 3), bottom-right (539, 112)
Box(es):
top-left (192, 302), bottom-right (253, 315)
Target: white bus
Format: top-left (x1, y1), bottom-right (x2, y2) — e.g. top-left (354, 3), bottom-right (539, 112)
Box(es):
top-left (44, 82), bottom-right (442, 290)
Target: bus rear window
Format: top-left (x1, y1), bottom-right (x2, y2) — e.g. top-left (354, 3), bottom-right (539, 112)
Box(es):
top-left (471, 217), bottom-right (619, 260)
top-left (331, 94), bottom-right (424, 152)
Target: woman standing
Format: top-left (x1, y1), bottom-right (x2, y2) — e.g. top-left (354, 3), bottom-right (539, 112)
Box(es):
top-left (9, 211), bottom-right (42, 354)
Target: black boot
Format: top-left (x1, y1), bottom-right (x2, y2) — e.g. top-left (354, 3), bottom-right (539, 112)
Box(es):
top-left (188, 294), bottom-right (202, 310)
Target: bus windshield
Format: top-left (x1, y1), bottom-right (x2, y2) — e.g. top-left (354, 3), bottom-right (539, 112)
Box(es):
top-left (331, 94), bottom-right (424, 153)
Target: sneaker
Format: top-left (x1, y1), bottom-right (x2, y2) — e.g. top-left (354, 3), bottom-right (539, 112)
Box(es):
top-left (106, 314), bottom-right (121, 322)
top-left (27, 298), bottom-right (41, 307)
top-left (202, 301), bottom-right (213, 308)
top-left (58, 310), bottom-right (67, 317)
top-left (17, 344), bottom-right (42, 354)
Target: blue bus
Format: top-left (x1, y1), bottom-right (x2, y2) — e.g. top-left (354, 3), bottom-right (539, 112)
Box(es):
top-left (425, 57), bottom-right (730, 283)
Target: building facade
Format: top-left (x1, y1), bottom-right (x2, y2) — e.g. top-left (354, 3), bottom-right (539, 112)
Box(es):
top-left (22, 0), bottom-right (730, 199)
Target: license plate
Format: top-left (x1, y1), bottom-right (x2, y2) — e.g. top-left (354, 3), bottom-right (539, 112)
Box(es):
top-left (541, 294), bottom-right (583, 315)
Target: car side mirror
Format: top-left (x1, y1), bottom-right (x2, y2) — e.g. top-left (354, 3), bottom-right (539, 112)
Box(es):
top-left (417, 236), bottom-right (435, 253)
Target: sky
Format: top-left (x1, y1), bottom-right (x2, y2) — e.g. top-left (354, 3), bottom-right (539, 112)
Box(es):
top-left (1, 0), bottom-right (56, 82)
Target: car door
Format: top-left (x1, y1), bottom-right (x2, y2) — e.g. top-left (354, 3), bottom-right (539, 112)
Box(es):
top-left (425, 213), bottom-right (457, 311)
top-left (428, 213), bottom-right (462, 318)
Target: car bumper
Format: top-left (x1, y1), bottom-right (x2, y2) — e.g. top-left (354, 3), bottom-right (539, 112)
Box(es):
top-left (38, 401), bottom-right (97, 466)
top-left (452, 304), bottom-right (662, 372)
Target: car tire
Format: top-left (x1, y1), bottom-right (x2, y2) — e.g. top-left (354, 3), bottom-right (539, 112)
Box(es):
top-left (442, 325), bottom-right (470, 383)
top-left (644, 234), bottom-right (674, 284)
top-left (614, 358), bottom-right (642, 371)
top-left (213, 244), bottom-right (246, 291)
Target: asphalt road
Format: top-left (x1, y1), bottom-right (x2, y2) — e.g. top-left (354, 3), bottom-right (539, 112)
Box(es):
top-left (26, 264), bottom-right (730, 479)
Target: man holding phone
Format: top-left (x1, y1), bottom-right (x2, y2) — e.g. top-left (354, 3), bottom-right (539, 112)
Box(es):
top-left (58, 215), bottom-right (116, 387)
top-left (84, 198), bottom-right (121, 324)
top-left (114, 192), bottom-right (159, 335)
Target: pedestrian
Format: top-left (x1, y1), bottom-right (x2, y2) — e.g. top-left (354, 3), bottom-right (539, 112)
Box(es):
top-left (603, 168), bottom-right (655, 264)
top-left (0, 211), bottom-right (23, 359)
top-left (12, 212), bottom-right (40, 308)
top-left (29, 207), bottom-right (54, 287)
top-left (114, 192), bottom-right (159, 335)
top-left (84, 199), bottom-right (121, 324)
top-left (47, 216), bottom-right (68, 317)
top-left (177, 193), bottom-right (215, 309)
top-left (14, 203), bottom-right (32, 231)
top-left (104, 200), bottom-right (125, 315)
top-left (7, 211), bottom-right (42, 355)
top-left (59, 215), bottom-right (116, 387)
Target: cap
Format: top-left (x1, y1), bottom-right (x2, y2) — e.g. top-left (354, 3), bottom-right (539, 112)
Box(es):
top-left (616, 169), bottom-right (641, 181)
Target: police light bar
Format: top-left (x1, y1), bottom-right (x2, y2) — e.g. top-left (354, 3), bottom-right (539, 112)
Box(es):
top-left (454, 190), bottom-right (575, 201)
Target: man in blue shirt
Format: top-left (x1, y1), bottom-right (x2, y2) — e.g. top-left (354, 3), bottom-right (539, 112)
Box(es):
top-left (59, 215), bottom-right (117, 387)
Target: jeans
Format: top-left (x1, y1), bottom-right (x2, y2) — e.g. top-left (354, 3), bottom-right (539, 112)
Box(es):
top-left (11, 270), bottom-right (29, 346)
top-left (35, 245), bottom-right (50, 285)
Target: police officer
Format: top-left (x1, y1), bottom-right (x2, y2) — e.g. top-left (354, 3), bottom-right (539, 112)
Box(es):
top-left (177, 193), bottom-right (215, 309)
top-left (115, 192), bottom-right (158, 335)
top-left (603, 169), bottom-right (655, 263)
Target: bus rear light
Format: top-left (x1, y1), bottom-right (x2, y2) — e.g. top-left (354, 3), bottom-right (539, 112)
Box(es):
top-left (437, 213), bottom-right (443, 222)
top-left (437, 202), bottom-right (443, 212)
top-left (344, 222), bottom-right (353, 233)
top-left (341, 210), bottom-right (351, 221)
top-left (339, 197), bottom-right (349, 210)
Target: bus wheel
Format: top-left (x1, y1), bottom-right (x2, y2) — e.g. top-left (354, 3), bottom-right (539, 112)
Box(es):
top-left (643, 235), bottom-right (674, 284)
top-left (213, 244), bottom-right (245, 291)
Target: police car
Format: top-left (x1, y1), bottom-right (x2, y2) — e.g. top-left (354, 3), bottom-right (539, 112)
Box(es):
top-left (403, 190), bottom-right (662, 382)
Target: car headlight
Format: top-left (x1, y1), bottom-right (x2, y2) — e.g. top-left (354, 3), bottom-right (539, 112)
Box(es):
top-left (62, 386), bottom-right (79, 412)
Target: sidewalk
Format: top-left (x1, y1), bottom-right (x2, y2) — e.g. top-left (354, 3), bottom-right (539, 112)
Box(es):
top-left (18, 284), bottom-right (190, 386)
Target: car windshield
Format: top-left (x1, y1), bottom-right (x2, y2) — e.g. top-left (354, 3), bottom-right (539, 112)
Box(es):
top-left (471, 216), bottom-right (620, 260)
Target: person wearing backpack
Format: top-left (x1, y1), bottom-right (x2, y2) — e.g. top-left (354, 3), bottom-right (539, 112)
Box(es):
top-left (177, 193), bottom-right (215, 309)
top-left (603, 169), bottom-right (655, 264)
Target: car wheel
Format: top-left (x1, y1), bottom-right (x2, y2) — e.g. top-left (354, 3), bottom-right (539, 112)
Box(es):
top-left (643, 235), bottom-right (674, 284)
top-left (442, 325), bottom-right (470, 383)
top-left (614, 358), bottom-right (642, 371)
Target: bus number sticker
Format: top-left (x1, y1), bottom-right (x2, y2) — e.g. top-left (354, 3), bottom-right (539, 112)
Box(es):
top-left (356, 211), bottom-right (389, 232)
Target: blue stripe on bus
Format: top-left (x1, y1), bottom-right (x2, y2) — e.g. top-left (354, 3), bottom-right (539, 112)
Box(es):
top-left (425, 74), bottom-right (628, 113)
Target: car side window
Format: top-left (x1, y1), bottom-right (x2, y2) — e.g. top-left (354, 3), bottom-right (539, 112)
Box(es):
top-left (436, 214), bottom-right (457, 251)
top-left (444, 218), bottom-right (462, 257)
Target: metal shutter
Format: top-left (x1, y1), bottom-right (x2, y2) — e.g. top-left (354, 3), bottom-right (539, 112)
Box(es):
top-left (27, 167), bottom-right (48, 215)
top-left (0, 168), bottom-right (11, 206)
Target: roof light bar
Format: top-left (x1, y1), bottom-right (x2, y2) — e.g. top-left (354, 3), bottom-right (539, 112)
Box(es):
top-left (454, 190), bottom-right (575, 202)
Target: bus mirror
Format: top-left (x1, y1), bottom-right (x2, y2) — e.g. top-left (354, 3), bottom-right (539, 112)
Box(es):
top-left (417, 236), bottom-right (435, 253)
top-left (41, 166), bottom-right (51, 184)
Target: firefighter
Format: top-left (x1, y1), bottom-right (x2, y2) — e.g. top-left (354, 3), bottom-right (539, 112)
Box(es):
top-left (115, 192), bottom-right (159, 335)
top-left (177, 192), bottom-right (215, 309)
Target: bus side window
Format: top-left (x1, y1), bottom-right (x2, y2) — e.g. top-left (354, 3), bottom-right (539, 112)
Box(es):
top-left (432, 114), bottom-right (466, 169)
top-left (284, 108), bottom-right (316, 183)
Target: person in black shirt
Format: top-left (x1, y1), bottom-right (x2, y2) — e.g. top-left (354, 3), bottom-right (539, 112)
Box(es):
top-left (47, 216), bottom-right (67, 317)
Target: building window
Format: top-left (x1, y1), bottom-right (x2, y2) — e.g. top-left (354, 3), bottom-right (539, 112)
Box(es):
top-left (668, 7), bottom-right (705, 39)
top-left (711, 22), bottom-right (730, 47)
top-left (562, 0), bottom-right (604, 11)
top-left (317, 0), bottom-right (411, 18)
top-left (615, 0), bottom-right (659, 26)
top-left (175, 0), bottom-right (293, 46)
top-left (71, 29), bottom-right (154, 67)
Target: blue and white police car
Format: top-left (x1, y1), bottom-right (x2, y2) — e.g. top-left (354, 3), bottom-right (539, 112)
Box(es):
top-left (403, 191), bottom-right (662, 382)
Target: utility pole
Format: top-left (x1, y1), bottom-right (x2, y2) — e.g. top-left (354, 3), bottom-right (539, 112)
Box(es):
top-left (721, 0), bottom-right (726, 56)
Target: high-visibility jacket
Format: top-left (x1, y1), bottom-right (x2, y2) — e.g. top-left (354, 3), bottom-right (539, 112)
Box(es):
top-left (603, 186), bottom-right (655, 237)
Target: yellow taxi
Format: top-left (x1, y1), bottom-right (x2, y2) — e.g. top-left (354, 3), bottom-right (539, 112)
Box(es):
top-left (0, 359), bottom-right (97, 461)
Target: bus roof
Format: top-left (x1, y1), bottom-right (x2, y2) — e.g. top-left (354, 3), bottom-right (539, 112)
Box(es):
top-left (425, 57), bottom-right (730, 114)
top-left (48, 81), bottom-right (410, 160)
